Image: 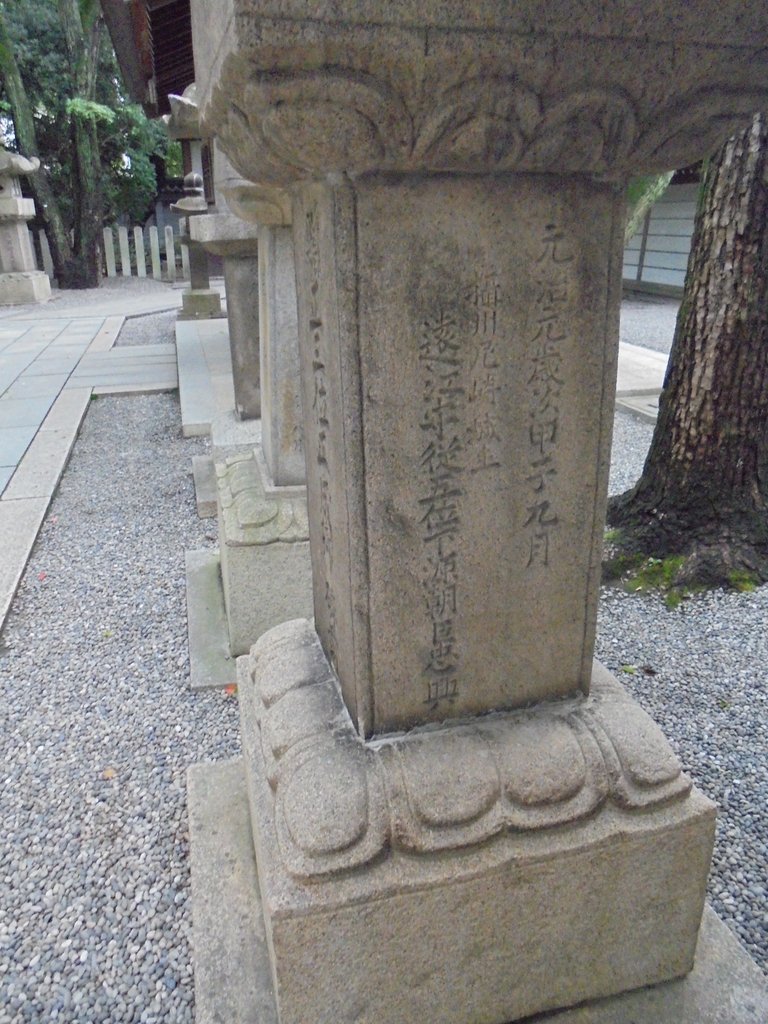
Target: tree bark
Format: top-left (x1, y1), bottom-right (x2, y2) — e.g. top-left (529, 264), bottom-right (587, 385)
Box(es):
top-left (57, 0), bottom-right (104, 288)
top-left (0, 9), bottom-right (73, 281)
top-left (608, 114), bottom-right (768, 587)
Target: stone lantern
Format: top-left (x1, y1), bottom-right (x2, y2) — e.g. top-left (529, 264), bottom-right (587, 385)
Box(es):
top-left (0, 149), bottom-right (51, 305)
top-left (188, 4), bottom-right (768, 1023)
top-left (170, 171), bottom-right (222, 320)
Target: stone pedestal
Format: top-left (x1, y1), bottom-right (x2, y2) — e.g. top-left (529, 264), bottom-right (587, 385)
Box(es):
top-left (215, 453), bottom-right (313, 656)
top-left (0, 150), bottom-right (50, 305)
top-left (190, 3), bottom-right (768, 1022)
top-left (191, 212), bottom-right (261, 419)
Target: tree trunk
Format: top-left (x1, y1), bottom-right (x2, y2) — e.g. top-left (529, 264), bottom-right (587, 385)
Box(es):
top-left (608, 114), bottom-right (768, 587)
top-left (57, 0), bottom-right (104, 288)
top-left (0, 9), bottom-right (73, 281)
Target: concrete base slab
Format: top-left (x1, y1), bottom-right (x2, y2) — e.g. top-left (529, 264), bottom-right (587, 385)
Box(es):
top-left (192, 455), bottom-right (217, 518)
top-left (210, 411), bottom-right (262, 455)
top-left (615, 392), bottom-right (660, 422)
top-left (189, 759), bottom-right (768, 1024)
top-left (184, 549), bottom-right (235, 690)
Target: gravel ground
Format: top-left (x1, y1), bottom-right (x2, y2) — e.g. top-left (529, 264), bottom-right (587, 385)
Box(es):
top-left (0, 393), bottom-right (237, 1023)
top-left (620, 294), bottom-right (679, 354)
top-left (599, 410), bottom-right (768, 973)
top-left (115, 311), bottom-right (178, 348)
top-left (0, 336), bottom-right (764, 1022)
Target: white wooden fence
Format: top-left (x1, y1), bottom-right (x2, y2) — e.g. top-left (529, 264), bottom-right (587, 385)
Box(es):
top-left (623, 183), bottom-right (698, 294)
top-left (30, 223), bottom-right (191, 283)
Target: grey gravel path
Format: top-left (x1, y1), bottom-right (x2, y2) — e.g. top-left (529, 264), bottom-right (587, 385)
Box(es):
top-left (0, 377), bottom-right (764, 1023)
top-left (0, 393), bottom-right (237, 1023)
top-left (599, 410), bottom-right (768, 973)
top-left (619, 294), bottom-right (679, 354)
top-left (115, 311), bottom-right (178, 348)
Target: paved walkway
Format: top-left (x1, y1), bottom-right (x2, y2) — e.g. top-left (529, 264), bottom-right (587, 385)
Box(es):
top-left (0, 287), bottom-right (182, 629)
top-left (0, 284), bottom-right (674, 634)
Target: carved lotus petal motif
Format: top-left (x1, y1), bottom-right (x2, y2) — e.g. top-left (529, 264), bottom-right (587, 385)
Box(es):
top-left (416, 78), bottom-right (540, 170)
top-left (523, 88), bottom-right (637, 174)
top-left (397, 730), bottom-right (499, 828)
top-left (281, 740), bottom-right (370, 856)
top-left (635, 88), bottom-right (768, 172)
top-left (262, 684), bottom-right (339, 760)
top-left (595, 702), bottom-right (682, 789)
top-left (497, 716), bottom-right (585, 806)
top-left (245, 70), bottom-right (413, 177)
top-left (244, 622), bottom-right (696, 879)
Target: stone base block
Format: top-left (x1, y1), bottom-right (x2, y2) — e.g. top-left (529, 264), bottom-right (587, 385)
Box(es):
top-left (217, 451), bottom-right (312, 656)
top-left (232, 620), bottom-right (723, 1024)
top-left (191, 454), bottom-right (217, 518)
top-left (178, 288), bottom-right (223, 320)
top-left (189, 758), bottom-right (768, 1024)
top-left (0, 271), bottom-right (51, 305)
top-left (184, 549), bottom-right (235, 691)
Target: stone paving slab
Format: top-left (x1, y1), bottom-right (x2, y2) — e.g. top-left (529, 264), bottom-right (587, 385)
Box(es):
top-left (185, 548), bottom-right (235, 690)
top-left (0, 496), bottom-right (49, 629)
top-left (2, 389), bottom-right (91, 501)
top-left (189, 759), bottom-right (768, 1024)
top-left (616, 341), bottom-right (668, 395)
top-left (177, 320), bottom-right (235, 437)
top-left (615, 393), bottom-right (661, 423)
top-left (188, 760), bottom-right (277, 1024)
top-left (0, 424), bottom-right (37, 466)
top-left (0, 396), bottom-right (56, 429)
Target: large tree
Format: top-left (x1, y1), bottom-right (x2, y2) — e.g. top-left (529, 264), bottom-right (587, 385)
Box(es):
top-left (607, 113), bottom-right (768, 588)
top-left (0, 0), bottom-right (169, 288)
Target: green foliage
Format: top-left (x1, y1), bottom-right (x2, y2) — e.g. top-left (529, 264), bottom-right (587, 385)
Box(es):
top-left (0, 0), bottom-right (171, 228)
top-left (65, 97), bottom-right (116, 124)
top-left (727, 568), bottom-right (759, 593)
top-left (625, 172), bottom-right (674, 245)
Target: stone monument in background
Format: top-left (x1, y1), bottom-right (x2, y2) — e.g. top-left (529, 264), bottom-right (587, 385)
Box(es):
top-left (0, 149), bottom-right (51, 306)
top-left (188, 3), bottom-right (768, 1022)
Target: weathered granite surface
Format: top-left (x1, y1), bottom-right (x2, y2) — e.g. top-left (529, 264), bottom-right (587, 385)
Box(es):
top-left (257, 224), bottom-right (304, 488)
top-left (188, 5), bottom-right (767, 1023)
top-left (189, 759), bottom-right (767, 1024)
top-left (196, 3), bottom-right (768, 188)
top-left (236, 620), bottom-right (716, 1024)
top-left (191, 213), bottom-right (261, 419)
top-left (216, 453), bottom-right (312, 655)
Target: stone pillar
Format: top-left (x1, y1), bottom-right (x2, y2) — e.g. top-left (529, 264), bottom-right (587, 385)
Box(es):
top-left (190, 178), bottom-right (312, 656)
top-left (192, 4), bottom-right (768, 1023)
top-left (0, 150), bottom-right (51, 305)
top-left (190, 212), bottom-right (261, 419)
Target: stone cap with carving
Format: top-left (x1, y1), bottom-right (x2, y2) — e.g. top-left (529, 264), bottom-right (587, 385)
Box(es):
top-left (198, 3), bottom-right (768, 187)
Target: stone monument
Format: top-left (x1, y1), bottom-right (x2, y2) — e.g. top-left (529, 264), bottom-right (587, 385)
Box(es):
top-left (206, 175), bottom-right (312, 657)
top-left (189, 3), bottom-right (768, 1022)
top-left (0, 149), bottom-right (51, 305)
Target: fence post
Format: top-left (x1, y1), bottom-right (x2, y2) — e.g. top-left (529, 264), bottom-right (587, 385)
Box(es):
top-left (103, 227), bottom-right (117, 277)
top-left (118, 226), bottom-right (131, 276)
top-left (134, 226), bottom-right (147, 278)
top-left (164, 225), bottom-right (176, 283)
top-left (149, 226), bottom-right (162, 281)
